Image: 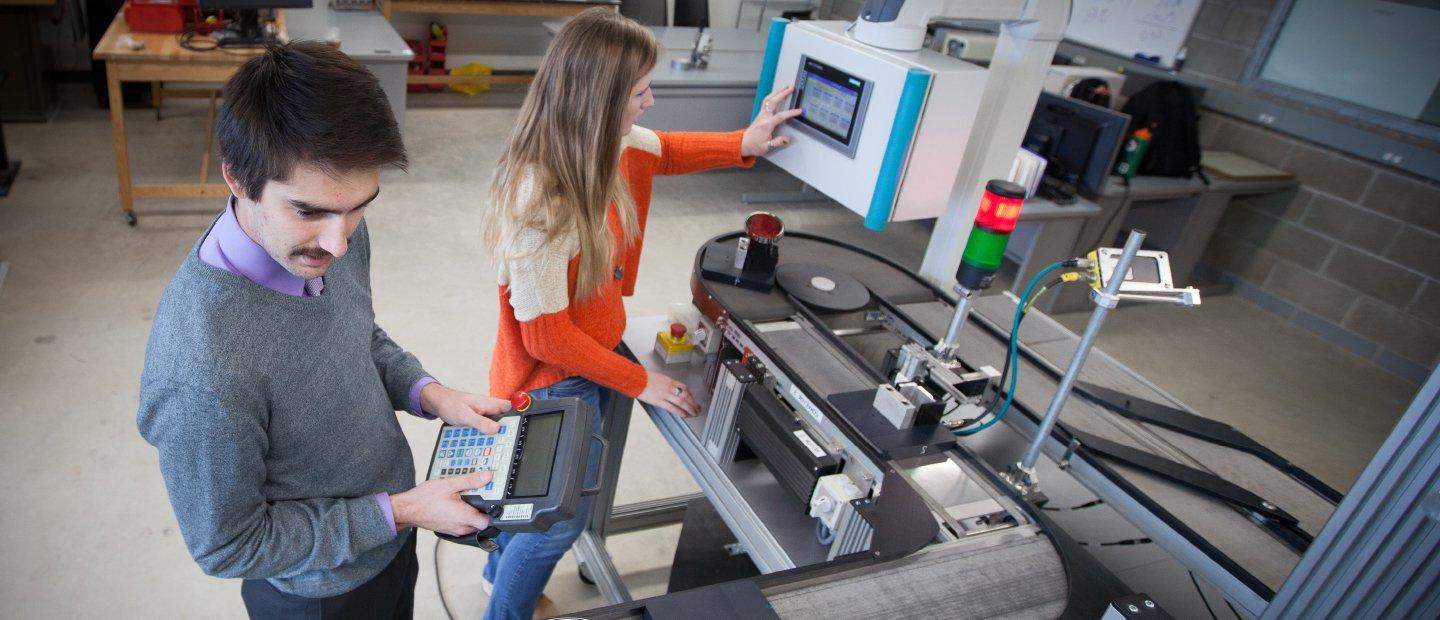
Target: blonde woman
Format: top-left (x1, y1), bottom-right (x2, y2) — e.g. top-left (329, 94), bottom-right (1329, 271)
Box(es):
top-left (478, 8), bottom-right (799, 619)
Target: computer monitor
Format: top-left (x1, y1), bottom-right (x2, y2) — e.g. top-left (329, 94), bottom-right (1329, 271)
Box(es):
top-left (1021, 92), bottom-right (1130, 202)
top-left (197, 0), bottom-right (313, 48)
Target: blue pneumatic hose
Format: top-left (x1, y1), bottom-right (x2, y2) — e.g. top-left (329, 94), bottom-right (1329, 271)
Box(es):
top-left (953, 261), bottom-right (1067, 436)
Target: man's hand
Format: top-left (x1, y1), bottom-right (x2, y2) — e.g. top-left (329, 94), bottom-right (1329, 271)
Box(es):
top-left (421, 383), bottom-right (510, 433)
top-left (741, 86), bottom-right (804, 158)
top-left (638, 371), bottom-right (700, 417)
top-left (391, 472), bottom-right (494, 536)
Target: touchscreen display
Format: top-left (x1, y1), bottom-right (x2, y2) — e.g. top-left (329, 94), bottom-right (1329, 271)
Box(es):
top-left (511, 412), bottom-right (562, 498)
top-left (795, 57), bottom-right (867, 146)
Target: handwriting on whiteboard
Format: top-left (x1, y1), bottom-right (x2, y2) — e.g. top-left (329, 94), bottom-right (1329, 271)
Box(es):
top-left (1081, 0), bottom-right (1120, 25)
top-left (1067, 0), bottom-right (1202, 70)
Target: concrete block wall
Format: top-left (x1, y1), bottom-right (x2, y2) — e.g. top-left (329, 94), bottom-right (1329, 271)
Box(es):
top-left (1182, 0), bottom-right (1439, 383)
top-left (822, 0), bottom-right (863, 20)
top-left (1184, 0), bottom-right (1274, 83)
top-left (1198, 112), bottom-right (1440, 383)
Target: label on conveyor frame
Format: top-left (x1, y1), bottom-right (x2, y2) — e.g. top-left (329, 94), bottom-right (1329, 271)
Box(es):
top-left (793, 430), bottom-right (827, 458)
top-left (789, 384), bottom-right (827, 426)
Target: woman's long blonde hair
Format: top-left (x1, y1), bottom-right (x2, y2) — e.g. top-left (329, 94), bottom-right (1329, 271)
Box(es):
top-left (482, 8), bottom-right (658, 300)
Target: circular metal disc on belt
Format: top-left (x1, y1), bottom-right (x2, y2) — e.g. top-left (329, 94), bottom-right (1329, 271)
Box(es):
top-left (776, 263), bottom-right (870, 312)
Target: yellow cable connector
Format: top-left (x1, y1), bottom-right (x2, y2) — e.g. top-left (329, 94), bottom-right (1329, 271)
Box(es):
top-left (1086, 250), bottom-right (1102, 290)
top-left (1024, 271), bottom-right (1083, 314)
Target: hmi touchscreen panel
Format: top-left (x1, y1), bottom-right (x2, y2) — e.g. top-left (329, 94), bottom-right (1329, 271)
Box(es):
top-left (792, 56), bottom-right (871, 158)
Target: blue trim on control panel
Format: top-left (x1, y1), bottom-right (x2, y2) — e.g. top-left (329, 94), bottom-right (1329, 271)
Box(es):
top-left (752, 18), bottom-right (790, 121)
top-left (866, 68), bottom-right (931, 231)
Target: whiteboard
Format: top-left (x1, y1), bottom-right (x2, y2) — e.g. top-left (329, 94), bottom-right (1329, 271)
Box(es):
top-left (1065, 0), bottom-right (1204, 69)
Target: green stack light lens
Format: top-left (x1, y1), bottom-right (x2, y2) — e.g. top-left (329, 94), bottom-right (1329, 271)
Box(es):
top-left (961, 227), bottom-right (1010, 271)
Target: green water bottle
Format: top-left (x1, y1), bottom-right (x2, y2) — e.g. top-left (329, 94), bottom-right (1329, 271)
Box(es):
top-left (1115, 127), bottom-right (1152, 180)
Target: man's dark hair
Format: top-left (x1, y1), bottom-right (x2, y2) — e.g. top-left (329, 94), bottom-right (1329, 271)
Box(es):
top-left (218, 41), bottom-right (407, 200)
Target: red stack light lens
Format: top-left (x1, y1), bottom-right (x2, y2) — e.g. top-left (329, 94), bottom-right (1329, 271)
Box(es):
top-left (974, 180), bottom-right (1026, 233)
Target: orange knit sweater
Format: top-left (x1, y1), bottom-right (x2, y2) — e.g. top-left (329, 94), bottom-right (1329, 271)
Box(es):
top-left (490, 128), bottom-right (754, 398)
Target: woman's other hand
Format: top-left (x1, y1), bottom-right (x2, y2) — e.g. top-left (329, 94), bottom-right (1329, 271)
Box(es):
top-left (638, 371), bottom-right (701, 417)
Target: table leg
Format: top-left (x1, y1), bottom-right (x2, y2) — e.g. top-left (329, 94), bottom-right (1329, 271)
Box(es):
top-left (200, 90), bottom-right (219, 183)
top-left (1170, 189), bottom-right (1262, 287)
top-left (152, 81), bottom-right (162, 121)
top-left (107, 66), bottom-right (136, 225)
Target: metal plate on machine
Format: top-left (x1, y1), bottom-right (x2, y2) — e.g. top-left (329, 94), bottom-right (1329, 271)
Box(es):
top-left (755, 319), bottom-right (877, 400)
top-left (776, 262), bottom-right (872, 312)
top-left (826, 389), bottom-right (955, 460)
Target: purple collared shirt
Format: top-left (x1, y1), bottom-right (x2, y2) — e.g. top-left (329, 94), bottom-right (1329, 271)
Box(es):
top-left (198, 199), bottom-right (435, 535)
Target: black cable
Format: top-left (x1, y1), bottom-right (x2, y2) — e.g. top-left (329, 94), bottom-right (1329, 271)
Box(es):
top-left (1074, 537), bottom-right (1151, 546)
top-left (435, 537), bottom-right (457, 620)
top-left (1037, 498), bottom-right (1104, 511)
top-left (1189, 570), bottom-right (1219, 620)
top-left (178, 28), bottom-right (220, 52)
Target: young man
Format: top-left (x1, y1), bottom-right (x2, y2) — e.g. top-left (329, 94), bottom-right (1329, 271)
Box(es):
top-left (138, 42), bottom-right (502, 618)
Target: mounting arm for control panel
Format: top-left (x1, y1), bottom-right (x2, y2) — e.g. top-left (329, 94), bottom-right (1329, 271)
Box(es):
top-left (864, 0), bottom-right (1073, 297)
top-left (854, 0), bottom-right (1037, 52)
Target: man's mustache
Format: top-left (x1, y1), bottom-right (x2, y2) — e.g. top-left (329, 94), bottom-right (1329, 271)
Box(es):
top-left (291, 248), bottom-right (332, 260)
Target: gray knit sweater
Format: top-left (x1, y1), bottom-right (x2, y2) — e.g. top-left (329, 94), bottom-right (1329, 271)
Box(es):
top-left (138, 220), bottom-right (425, 597)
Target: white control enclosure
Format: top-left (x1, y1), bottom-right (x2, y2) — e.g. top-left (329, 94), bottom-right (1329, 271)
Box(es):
top-left (762, 21), bottom-right (987, 227)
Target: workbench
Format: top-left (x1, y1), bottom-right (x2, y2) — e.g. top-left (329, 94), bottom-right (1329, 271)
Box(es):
top-left (93, 5), bottom-right (411, 224)
top-left (384, 0), bottom-right (617, 90)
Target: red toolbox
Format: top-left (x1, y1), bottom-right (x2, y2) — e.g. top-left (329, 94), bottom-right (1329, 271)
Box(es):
top-left (124, 0), bottom-right (193, 34)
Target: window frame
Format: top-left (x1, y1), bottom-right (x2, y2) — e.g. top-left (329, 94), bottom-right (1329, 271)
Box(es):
top-left (1240, 0), bottom-right (1440, 144)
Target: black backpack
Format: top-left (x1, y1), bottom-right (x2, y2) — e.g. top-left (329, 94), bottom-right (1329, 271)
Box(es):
top-left (1120, 81), bottom-right (1202, 178)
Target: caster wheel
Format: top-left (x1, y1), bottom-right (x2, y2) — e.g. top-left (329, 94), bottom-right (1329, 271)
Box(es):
top-left (578, 564), bottom-right (595, 586)
top-left (125, 212), bottom-right (138, 226)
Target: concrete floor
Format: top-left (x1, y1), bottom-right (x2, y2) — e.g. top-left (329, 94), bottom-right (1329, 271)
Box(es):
top-left (0, 85), bottom-right (1421, 617)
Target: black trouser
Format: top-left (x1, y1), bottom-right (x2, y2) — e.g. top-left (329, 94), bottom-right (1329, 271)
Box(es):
top-left (241, 533), bottom-right (418, 620)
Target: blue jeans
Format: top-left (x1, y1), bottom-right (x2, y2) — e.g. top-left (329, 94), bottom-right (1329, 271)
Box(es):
top-left (483, 376), bottom-right (608, 620)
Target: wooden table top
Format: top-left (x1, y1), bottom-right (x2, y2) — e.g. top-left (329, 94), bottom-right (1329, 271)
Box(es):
top-left (93, 5), bottom-right (278, 63)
